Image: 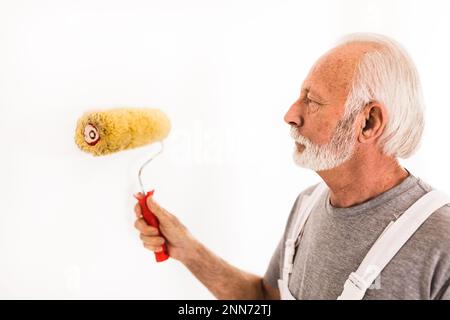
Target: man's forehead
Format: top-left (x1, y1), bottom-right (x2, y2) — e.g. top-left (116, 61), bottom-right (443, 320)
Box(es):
top-left (302, 58), bottom-right (357, 99)
top-left (302, 43), bottom-right (376, 99)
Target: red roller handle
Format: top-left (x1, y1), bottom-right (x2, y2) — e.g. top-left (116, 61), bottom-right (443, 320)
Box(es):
top-left (134, 190), bottom-right (170, 262)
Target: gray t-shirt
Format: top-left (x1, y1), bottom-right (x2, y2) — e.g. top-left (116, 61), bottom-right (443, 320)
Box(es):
top-left (264, 173), bottom-right (450, 299)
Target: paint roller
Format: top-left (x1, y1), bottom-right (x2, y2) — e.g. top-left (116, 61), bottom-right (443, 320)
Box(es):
top-left (74, 107), bottom-right (171, 262)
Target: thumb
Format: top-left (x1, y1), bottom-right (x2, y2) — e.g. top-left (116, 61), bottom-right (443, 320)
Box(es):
top-left (146, 196), bottom-right (170, 223)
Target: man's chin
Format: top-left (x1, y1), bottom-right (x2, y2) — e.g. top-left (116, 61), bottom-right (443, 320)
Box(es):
top-left (293, 158), bottom-right (329, 172)
top-left (293, 151), bottom-right (353, 172)
top-left (292, 150), bottom-right (315, 170)
top-left (292, 149), bottom-right (338, 172)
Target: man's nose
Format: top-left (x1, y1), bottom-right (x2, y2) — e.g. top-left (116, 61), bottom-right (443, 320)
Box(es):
top-left (284, 102), bottom-right (304, 127)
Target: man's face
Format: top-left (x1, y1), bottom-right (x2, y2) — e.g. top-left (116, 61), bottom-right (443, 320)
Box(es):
top-left (284, 44), bottom-right (367, 172)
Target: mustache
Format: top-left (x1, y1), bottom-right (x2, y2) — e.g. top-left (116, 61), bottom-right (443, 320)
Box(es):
top-left (290, 126), bottom-right (314, 146)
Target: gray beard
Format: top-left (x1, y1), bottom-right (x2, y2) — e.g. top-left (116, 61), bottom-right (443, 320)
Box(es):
top-left (290, 112), bottom-right (358, 172)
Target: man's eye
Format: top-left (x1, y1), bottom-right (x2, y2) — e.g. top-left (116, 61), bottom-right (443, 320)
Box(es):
top-left (304, 96), bottom-right (320, 106)
top-left (304, 97), bottom-right (322, 113)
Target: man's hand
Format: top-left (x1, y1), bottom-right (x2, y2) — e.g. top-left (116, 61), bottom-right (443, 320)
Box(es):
top-left (134, 194), bottom-right (198, 263)
top-left (133, 196), bottom-right (280, 300)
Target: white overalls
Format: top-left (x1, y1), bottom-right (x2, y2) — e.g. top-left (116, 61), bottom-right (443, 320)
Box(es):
top-left (277, 182), bottom-right (450, 300)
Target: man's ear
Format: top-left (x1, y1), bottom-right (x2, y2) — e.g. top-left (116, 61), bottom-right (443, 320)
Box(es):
top-left (357, 101), bottom-right (387, 144)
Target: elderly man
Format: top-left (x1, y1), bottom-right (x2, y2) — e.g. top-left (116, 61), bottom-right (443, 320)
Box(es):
top-left (134, 33), bottom-right (450, 300)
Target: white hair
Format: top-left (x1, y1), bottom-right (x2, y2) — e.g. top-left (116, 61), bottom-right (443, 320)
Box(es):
top-left (335, 33), bottom-right (425, 159)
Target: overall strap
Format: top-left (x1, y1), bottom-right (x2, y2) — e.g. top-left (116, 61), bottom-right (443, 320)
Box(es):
top-left (338, 190), bottom-right (450, 300)
top-left (282, 182), bottom-right (328, 281)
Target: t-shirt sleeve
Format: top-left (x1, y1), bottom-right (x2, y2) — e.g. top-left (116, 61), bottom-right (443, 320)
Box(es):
top-left (263, 236), bottom-right (283, 289)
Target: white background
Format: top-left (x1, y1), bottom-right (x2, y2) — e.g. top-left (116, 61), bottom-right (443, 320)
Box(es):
top-left (0, 0), bottom-right (449, 299)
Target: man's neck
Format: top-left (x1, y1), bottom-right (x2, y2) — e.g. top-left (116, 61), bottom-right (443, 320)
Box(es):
top-left (317, 153), bottom-right (410, 208)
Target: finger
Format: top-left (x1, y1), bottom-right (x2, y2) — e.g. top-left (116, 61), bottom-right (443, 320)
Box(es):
top-left (139, 235), bottom-right (165, 246)
top-left (146, 197), bottom-right (170, 222)
top-left (134, 203), bottom-right (142, 218)
top-left (134, 218), bottom-right (159, 235)
top-left (143, 244), bottom-right (163, 252)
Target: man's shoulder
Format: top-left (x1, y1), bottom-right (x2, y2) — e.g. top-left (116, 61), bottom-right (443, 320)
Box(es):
top-left (421, 203), bottom-right (450, 247)
top-left (302, 182), bottom-right (322, 197)
top-left (284, 182), bottom-right (322, 228)
top-left (289, 182), bottom-right (322, 213)
top-left (297, 182), bottom-right (322, 200)
top-left (412, 177), bottom-right (450, 249)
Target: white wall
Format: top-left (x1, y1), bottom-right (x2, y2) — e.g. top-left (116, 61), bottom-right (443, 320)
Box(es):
top-left (0, 0), bottom-right (449, 299)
